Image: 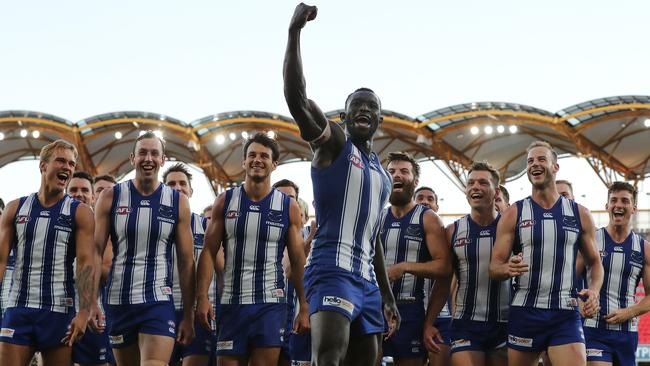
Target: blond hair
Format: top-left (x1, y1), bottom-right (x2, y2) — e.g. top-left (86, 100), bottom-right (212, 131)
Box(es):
top-left (39, 139), bottom-right (78, 163)
top-left (526, 140), bottom-right (558, 162)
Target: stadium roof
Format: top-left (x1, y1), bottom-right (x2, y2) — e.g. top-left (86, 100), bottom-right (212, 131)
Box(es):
top-left (1, 95), bottom-right (649, 193)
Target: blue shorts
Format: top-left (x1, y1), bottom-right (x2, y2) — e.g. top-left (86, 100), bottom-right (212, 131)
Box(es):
top-left (170, 310), bottom-right (214, 363)
top-left (304, 266), bottom-right (383, 336)
top-left (73, 330), bottom-right (115, 365)
top-left (507, 306), bottom-right (584, 352)
top-left (216, 303), bottom-right (286, 356)
top-left (105, 301), bottom-right (176, 348)
top-left (450, 319), bottom-right (507, 353)
top-left (584, 327), bottom-right (638, 366)
top-left (0, 307), bottom-right (74, 351)
top-left (289, 331), bottom-right (312, 365)
top-left (433, 317), bottom-right (452, 346)
top-left (383, 301), bottom-right (425, 359)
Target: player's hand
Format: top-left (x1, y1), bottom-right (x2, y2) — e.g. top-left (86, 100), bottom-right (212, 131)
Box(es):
top-left (383, 300), bottom-right (401, 340)
top-left (176, 317), bottom-right (195, 346)
top-left (387, 263), bottom-right (406, 282)
top-left (423, 322), bottom-right (444, 353)
top-left (578, 288), bottom-right (600, 318)
top-left (507, 253), bottom-right (529, 277)
top-left (195, 296), bottom-right (215, 331)
top-left (88, 301), bottom-right (106, 334)
top-left (289, 3), bottom-right (318, 31)
top-left (603, 308), bottom-right (633, 324)
top-left (293, 304), bottom-right (311, 334)
top-left (62, 311), bottom-right (89, 346)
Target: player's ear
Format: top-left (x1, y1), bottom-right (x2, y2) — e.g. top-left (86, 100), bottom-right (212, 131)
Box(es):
top-left (339, 111), bottom-right (346, 121)
top-left (129, 152), bottom-right (136, 167)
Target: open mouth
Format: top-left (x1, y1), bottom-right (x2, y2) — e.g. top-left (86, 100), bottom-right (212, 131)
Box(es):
top-left (613, 210), bottom-right (625, 218)
top-left (142, 165), bottom-right (155, 172)
top-left (354, 115), bottom-right (371, 127)
top-left (56, 172), bottom-right (69, 184)
top-left (470, 192), bottom-right (483, 199)
top-left (392, 181), bottom-right (404, 191)
top-left (530, 169), bottom-right (543, 177)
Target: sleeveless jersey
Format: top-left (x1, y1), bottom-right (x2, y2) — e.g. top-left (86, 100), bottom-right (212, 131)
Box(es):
top-left (307, 138), bottom-right (391, 283)
top-left (452, 214), bottom-right (509, 322)
top-left (380, 204), bottom-right (431, 303)
top-left (221, 186), bottom-right (290, 304)
top-left (171, 213), bottom-right (216, 310)
top-left (584, 228), bottom-right (645, 332)
top-left (106, 181), bottom-right (180, 305)
top-left (511, 196), bottom-right (582, 310)
top-left (9, 193), bottom-right (79, 313)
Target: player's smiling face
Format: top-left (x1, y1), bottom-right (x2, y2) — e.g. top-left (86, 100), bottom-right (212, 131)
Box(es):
top-left (342, 91), bottom-right (383, 142)
top-left (41, 148), bottom-right (76, 193)
top-left (606, 190), bottom-right (636, 226)
top-left (165, 171), bottom-right (193, 198)
top-left (415, 189), bottom-right (438, 212)
top-left (387, 160), bottom-right (417, 206)
top-left (67, 177), bottom-right (94, 205)
top-left (131, 137), bottom-right (165, 179)
top-left (465, 170), bottom-right (496, 210)
top-left (526, 147), bottom-right (558, 189)
top-left (243, 142), bottom-right (277, 183)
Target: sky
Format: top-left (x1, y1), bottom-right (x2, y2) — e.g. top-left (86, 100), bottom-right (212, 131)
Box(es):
top-left (1, 0), bottom-right (649, 222)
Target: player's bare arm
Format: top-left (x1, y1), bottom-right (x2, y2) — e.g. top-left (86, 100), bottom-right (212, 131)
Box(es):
top-left (374, 232), bottom-right (401, 338)
top-left (0, 199), bottom-right (19, 283)
top-left (489, 203), bottom-right (528, 280)
top-left (388, 210), bottom-right (451, 281)
top-left (196, 193), bottom-right (225, 330)
top-left (286, 198), bottom-right (309, 334)
top-left (89, 186), bottom-right (114, 332)
top-left (283, 2), bottom-right (345, 168)
top-left (175, 193), bottom-right (197, 345)
top-left (577, 204), bottom-right (604, 318)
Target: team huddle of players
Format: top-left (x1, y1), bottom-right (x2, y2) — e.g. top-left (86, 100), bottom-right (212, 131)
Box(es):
top-left (0, 3), bottom-right (649, 366)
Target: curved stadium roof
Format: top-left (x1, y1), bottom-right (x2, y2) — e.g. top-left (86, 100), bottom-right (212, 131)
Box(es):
top-left (1, 95), bottom-right (649, 193)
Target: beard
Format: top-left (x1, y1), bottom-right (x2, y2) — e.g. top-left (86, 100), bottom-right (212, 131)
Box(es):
top-left (389, 180), bottom-right (416, 206)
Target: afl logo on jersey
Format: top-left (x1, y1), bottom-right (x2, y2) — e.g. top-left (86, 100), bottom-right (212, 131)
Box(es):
top-left (115, 206), bottom-right (131, 215)
top-left (226, 211), bottom-right (240, 219)
top-left (16, 216), bottom-right (30, 224)
top-left (454, 238), bottom-right (471, 247)
top-left (519, 219), bottom-right (535, 228)
top-left (348, 154), bottom-right (365, 169)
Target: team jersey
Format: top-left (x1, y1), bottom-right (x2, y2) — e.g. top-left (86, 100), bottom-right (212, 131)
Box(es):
top-left (584, 228), bottom-right (645, 332)
top-left (307, 138), bottom-right (391, 283)
top-left (170, 213), bottom-right (217, 310)
top-left (380, 204), bottom-right (431, 303)
top-left (452, 214), bottom-right (509, 322)
top-left (511, 196), bottom-right (582, 310)
top-left (220, 186), bottom-right (290, 304)
top-left (8, 193), bottom-right (79, 313)
top-left (106, 181), bottom-right (180, 305)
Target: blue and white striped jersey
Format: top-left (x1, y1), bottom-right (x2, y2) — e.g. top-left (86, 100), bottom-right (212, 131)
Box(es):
top-left (380, 204), bottom-right (431, 303)
top-left (584, 228), bottom-right (645, 332)
top-left (8, 193), bottom-right (79, 313)
top-left (307, 139), bottom-right (391, 283)
top-left (171, 213), bottom-right (217, 310)
top-left (220, 186), bottom-right (290, 304)
top-left (452, 214), bottom-right (509, 322)
top-left (106, 181), bottom-right (180, 305)
top-left (511, 196), bottom-right (582, 310)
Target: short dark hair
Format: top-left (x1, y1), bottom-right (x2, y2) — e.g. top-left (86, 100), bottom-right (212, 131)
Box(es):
top-left (273, 179), bottom-right (299, 199)
top-left (345, 87), bottom-right (381, 109)
top-left (555, 179), bottom-right (573, 195)
top-left (243, 132), bottom-right (280, 162)
top-left (94, 174), bottom-right (117, 185)
top-left (133, 130), bottom-right (166, 155)
top-left (608, 181), bottom-right (637, 204)
top-left (163, 163), bottom-right (193, 188)
top-left (468, 161), bottom-right (500, 187)
top-left (72, 171), bottom-right (94, 187)
top-left (527, 140), bottom-right (558, 163)
top-left (414, 186), bottom-right (437, 204)
top-left (499, 184), bottom-right (510, 203)
top-left (386, 151), bottom-right (420, 179)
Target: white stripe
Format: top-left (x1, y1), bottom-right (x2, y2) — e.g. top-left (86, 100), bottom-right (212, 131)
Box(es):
top-left (537, 218), bottom-right (556, 308)
top-left (108, 182), bottom-right (131, 304)
top-left (453, 216), bottom-right (470, 319)
top-left (474, 236), bottom-right (491, 320)
top-left (512, 199), bottom-right (533, 307)
top-left (131, 206), bottom-right (152, 303)
top-left (401, 239), bottom-right (419, 298)
top-left (337, 146), bottom-right (363, 272)
top-left (221, 187), bottom-right (241, 303)
top-left (360, 167), bottom-right (383, 280)
top-left (240, 211), bottom-right (260, 304)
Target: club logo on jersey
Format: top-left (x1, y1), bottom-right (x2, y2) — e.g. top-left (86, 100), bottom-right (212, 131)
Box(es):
top-left (563, 217), bottom-right (577, 227)
top-left (141, 200), bottom-right (150, 206)
top-left (631, 251), bottom-right (643, 264)
top-left (159, 205), bottom-right (173, 218)
top-left (454, 238), bottom-right (471, 247)
top-left (115, 206), bottom-right (131, 215)
top-left (56, 215), bottom-right (72, 227)
top-left (226, 210), bottom-right (240, 219)
top-left (508, 335), bottom-right (533, 347)
top-left (40, 211), bottom-right (50, 217)
top-left (268, 211), bottom-right (283, 223)
top-left (480, 230), bottom-right (492, 236)
top-left (322, 296), bottom-right (355, 315)
top-left (406, 225), bottom-right (422, 237)
top-left (250, 205), bottom-right (260, 211)
top-left (193, 234), bottom-right (204, 246)
top-left (16, 216), bottom-right (30, 224)
top-left (519, 219), bottom-right (535, 228)
top-left (0, 328), bottom-right (15, 338)
top-left (543, 212), bottom-right (553, 219)
top-left (348, 154), bottom-right (365, 169)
